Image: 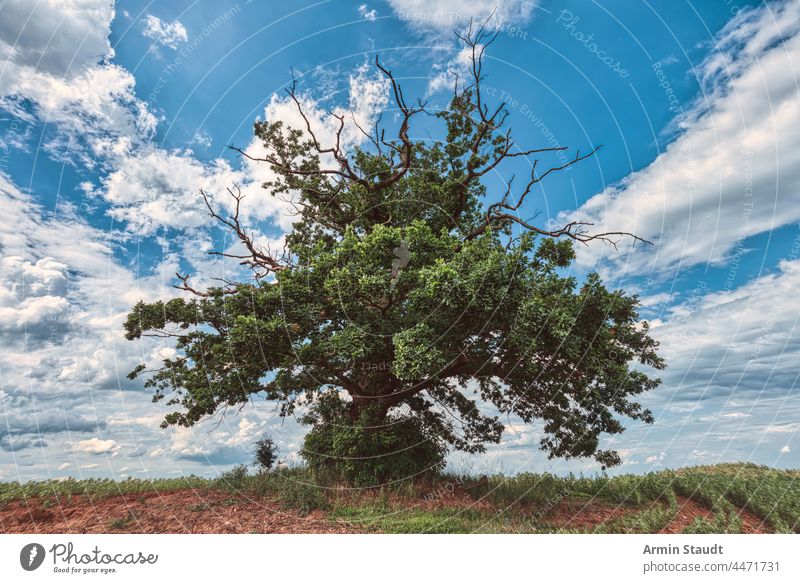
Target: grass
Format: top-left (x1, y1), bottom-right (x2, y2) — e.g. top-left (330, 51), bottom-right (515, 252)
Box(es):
top-left (329, 504), bottom-right (511, 533)
top-left (670, 464), bottom-right (800, 532)
top-left (2, 463), bottom-right (797, 533)
top-left (0, 475), bottom-right (209, 505)
top-left (107, 510), bottom-right (137, 530)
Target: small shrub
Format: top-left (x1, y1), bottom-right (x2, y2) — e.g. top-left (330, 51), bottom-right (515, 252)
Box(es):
top-left (215, 464), bottom-right (249, 492)
top-left (278, 480), bottom-right (328, 515)
top-left (253, 434), bottom-right (279, 471)
top-left (468, 473), bottom-right (568, 509)
top-left (108, 511), bottom-right (136, 530)
top-left (682, 510), bottom-right (740, 534)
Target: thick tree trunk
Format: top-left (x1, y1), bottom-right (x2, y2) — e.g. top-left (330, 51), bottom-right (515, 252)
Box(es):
top-left (348, 393), bottom-right (391, 424)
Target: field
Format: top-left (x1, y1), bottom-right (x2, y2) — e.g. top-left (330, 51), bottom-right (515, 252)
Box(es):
top-left (1, 463), bottom-right (797, 534)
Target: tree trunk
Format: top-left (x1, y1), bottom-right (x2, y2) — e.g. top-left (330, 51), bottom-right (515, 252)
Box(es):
top-left (349, 394), bottom-right (392, 424)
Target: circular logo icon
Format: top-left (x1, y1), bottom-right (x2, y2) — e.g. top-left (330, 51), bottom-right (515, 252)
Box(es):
top-left (20, 543), bottom-right (46, 571)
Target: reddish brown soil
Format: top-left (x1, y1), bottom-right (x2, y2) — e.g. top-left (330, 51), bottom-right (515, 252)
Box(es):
top-left (540, 498), bottom-right (639, 531)
top-left (0, 489), bottom-right (357, 534)
top-left (1, 488), bottom-right (773, 534)
top-left (659, 497), bottom-right (715, 533)
top-left (659, 497), bottom-right (771, 534)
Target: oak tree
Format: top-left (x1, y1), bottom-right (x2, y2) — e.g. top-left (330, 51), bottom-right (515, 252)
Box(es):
top-left (125, 26), bottom-right (664, 484)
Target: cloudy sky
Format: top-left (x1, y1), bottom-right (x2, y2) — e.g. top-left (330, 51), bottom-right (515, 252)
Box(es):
top-left (0, 0), bottom-right (798, 481)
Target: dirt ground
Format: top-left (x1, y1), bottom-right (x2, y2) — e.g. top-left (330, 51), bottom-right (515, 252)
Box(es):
top-left (541, 498), bottom-right (637, 530)
top-left (523, 495), bottom-right (771, 533)
top-left (0, 489), bottom-right (772, 534)
top-left (659, 496), bottom-right (771, 534)
top-left (0, 489), bottom-right (357, 534)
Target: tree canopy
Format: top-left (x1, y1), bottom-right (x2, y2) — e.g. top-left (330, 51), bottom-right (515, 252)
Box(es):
top-left (124, 26), bottom-right (664, 481)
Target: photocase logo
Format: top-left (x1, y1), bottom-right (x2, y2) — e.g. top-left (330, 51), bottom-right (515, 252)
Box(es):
top-left (20, 543), bottom-right (46, 571)
top-left (391, 240), bottom-right (411, 290)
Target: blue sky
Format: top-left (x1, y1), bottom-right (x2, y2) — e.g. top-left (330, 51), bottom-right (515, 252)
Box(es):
top-left (1, 0), bottom-right (798, 481)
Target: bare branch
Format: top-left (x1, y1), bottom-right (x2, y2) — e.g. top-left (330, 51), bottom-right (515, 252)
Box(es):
top-left (173, 272), bottom-right (238, 297)
top-left (164, 187), bottom-right (291, 292)
top-left (462, 145), bottom-right (650, 245)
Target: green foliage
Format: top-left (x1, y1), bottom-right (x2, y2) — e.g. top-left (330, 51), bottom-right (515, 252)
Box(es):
top-left (0, 476), bottom-right (208, 504)
top-left (215, 467), bottom-right (329, 515)
top-left (214, 465), bottom-right (249, 493)
top-left (275, 479), bottom-right (328, 516)
top-left (681, 510), bottom-right (743, 534)
top-left (301, 407), bottom-right (446, 486)
top-left (596, 491), bottom-right (678, 533)
top-left (462, 472), bottom-right (568, 508)
top-left (671, 463), bottom-right (800, 532)
top-left (330, 504), bottom-right (506, 534)
top-left (123, 34), bottom-right (665, 481)
top-left (600, 471), bottom-right (678, 506)
top-left (253, 434), bottom-right (279, 471)
top-left (108, 511), bottom-right (137, 530)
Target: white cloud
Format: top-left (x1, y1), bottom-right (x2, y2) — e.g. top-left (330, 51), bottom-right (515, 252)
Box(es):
top-left (0, 0), bottom-right (114, 79)
top-left (0, 171), bottom-right (180, 410)
top-left (72, 438), bottom-right (119, 455)
top-left (764, 424), bottom-right (799, 434)
top-left (719, 412), bottom-right (752, 419)
top-left (58, 462), bottom-right (71, 471)
top-left (0, 0), bottom-right (156, 164)
top-left (649, 257), bottom-right (800, 404)
top-left (0, 171), bottom-right (305, 475)
top-left (142, 14), bottom-right (188, 49)
top-left (86, 61), bottom-right (391, 241)
top-left (87, 149), bottom-right (242, 235)
top-left (0, 294), bottom-right (69, 329)
top-left (359, 4), bottom-right (378, 21)
top-left (561, 2), bottom-right (800, 277)
top-left (388, 0), bottom-right (536, 37)
top-left (426, 44), bottom-right (474, 94)
top-left (781, 444), bottom-right (791, 453)
top-left (0, 256), bottom-right (70, 332)
top-left (638, 292), bottom-right (674, 308)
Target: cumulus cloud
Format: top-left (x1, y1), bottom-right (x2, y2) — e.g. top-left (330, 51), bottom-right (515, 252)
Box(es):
top-left (0, 2), bottom-right (393, 479)
top-left (142, 14), bottom-right (188, 49)
top-left (86, 150), bottom-right (242, 235)
top-left (87, 61), bottom-right (390, 238)
top-left (0, 409), bottom-right (106, 452)
top-left (359, 4), bottom-right (378, 21)
top-left (0, 256), bottom-right (70, 343)
top-left (0, 172), bottom-right (181, 415)
top-left (426, 44), bottom-right (474, 94)
top-left (162, 414), bottom-right (267, 465)
top-left (0, 170), bottom-right (304, 475)
top-left (0, 0), bottom-right (156, 165)
top-left (73, 438), bottom-right (119, 455)
top-left (0, 0), bottom-right (114, 79)
top-left (560, 2), bottom-right (800, 277)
